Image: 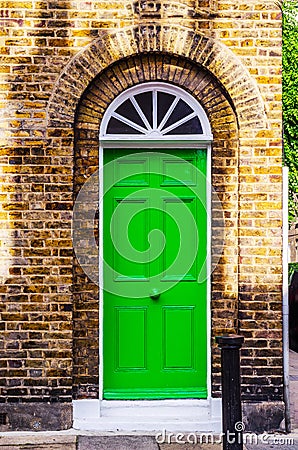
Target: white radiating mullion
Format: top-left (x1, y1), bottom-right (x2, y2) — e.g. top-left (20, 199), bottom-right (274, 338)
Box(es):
top-left (161, 112), bottom-right (197, 135)
top-left (111, 112), bottom-right (148, 134)
top-left (158, 96), bottom-right (179, 132)
top-left (130, 96), bottom-right (152, 132)
top-left (152, 90), bottom-right (158, 130)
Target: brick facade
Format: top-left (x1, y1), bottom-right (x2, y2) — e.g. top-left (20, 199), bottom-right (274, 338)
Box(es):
top-left (0, 0), bottom-right (283, 431)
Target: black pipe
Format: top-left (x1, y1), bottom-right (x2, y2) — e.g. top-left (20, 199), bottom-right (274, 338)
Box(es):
top-left (216, 335), bottom-right (244, 450)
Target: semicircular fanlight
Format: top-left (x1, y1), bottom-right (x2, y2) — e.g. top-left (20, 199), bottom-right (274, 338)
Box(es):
top-left (105, 88), bottom-right (204, 137)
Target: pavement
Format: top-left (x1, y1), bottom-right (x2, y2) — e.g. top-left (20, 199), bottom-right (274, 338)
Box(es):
top-left (1, 430), bottom-right (298, 450)
top-left (1, 351), bottom-right (298, 449)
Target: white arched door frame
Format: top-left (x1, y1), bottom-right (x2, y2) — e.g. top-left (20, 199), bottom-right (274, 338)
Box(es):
top-left (100, 82), bottom-right (213, 141)
top-left (73, 82), bottom-right (221, 432)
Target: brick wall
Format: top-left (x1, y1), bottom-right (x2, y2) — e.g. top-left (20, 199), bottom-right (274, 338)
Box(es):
top-left (0, 0), bottom-right (282, 431)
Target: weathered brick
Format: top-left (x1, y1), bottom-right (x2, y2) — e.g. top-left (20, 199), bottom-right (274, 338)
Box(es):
top-left (0, 0), bottom-right (283, 430)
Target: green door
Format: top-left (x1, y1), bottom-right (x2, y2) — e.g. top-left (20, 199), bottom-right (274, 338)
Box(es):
top-left (103, 148), bottom-right (207, 399)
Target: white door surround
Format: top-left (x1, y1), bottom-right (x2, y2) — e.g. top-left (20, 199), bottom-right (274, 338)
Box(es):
top-left (73, 82), bottom-right (221, 433)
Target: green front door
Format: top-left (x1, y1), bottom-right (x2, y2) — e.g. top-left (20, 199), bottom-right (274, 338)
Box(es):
top-left (103, 148), bottom-right (207, 399)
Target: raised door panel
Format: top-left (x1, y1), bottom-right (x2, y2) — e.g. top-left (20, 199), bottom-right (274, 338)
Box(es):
top-left (163, 306), bottom-right (195, 370)
top-left (116, 307), bottom-right (148, 370)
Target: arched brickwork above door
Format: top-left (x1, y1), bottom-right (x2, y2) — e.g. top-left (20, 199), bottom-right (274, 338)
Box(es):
top-left (72, 52), bottom-right (240, 398)
top-left (46, 25), bottom-right (267, 133)
top-left (75, 53), bottom-right (237, 143)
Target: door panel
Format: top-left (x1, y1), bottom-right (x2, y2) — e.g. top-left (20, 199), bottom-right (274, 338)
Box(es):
top-left (103, 148), bottom-right (207, 399)
top-left (161, 196), bottom-right (197, 281)
top-left (116, 307), bottom-right (147, 370)
top-left (112, 198), bottom-right (150, 280)
top-left (163, 306), bottom-right (195, 370)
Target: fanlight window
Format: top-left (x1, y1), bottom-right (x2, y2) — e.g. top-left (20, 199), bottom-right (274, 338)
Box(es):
top-left (100, 83), bottom-right (212, 140)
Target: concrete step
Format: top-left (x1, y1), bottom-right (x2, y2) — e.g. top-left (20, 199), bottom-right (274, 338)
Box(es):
top-left (100, 399), bottom-right (211, 418)
top-left (73, 417), bottom-right (221, 433)
top-left (72, 399), bottom-right (222, 433)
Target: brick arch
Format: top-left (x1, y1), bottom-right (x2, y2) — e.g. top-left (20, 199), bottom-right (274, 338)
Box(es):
top-left (75, 53), bottom-right (237, 139)
top-left (47, 25), bottom-right (267, 134)
top-left (72, 52), bottom-right (239, 398)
